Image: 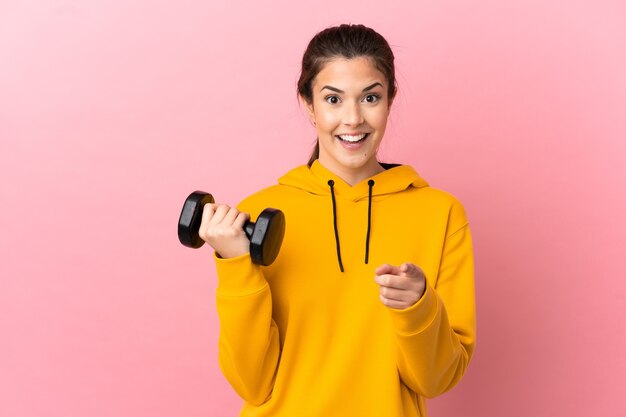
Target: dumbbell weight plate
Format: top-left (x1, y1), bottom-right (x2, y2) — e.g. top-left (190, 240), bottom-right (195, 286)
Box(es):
top-left (247, 208), bottom-right (285, 266)
top-left (178, 191), bottom-right (215, 249)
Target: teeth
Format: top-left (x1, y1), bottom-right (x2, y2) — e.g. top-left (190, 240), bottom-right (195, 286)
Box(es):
top-left (338, 134), bottom-right (367, 142)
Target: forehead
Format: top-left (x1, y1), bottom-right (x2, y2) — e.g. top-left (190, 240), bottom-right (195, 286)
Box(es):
top-left (313, 56), bottom-right (386, 89)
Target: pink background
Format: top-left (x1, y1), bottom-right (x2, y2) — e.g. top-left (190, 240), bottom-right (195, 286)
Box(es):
top-left (2, 1), bottom-right (625, 416)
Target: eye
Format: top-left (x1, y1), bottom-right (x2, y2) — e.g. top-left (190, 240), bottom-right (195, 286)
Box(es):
top-left (325, 95), bottom-right (341, 104)
top-left (363, 94), bottom-right (380, 103)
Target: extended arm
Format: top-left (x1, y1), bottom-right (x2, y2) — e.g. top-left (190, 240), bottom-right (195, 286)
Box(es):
top-left (388, 223), bottom-right (476, 398)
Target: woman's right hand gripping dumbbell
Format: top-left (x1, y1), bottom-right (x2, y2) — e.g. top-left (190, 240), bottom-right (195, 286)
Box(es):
top-left (199, 204), bottom-right (251, 259)
top-left (178, 190), bottom-right (285, 265)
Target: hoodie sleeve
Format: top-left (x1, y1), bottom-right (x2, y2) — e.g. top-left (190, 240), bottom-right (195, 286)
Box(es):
top-left (387, 201), bottom-right (476, 398)
top-left (214, 253), bottom-right (281, 406)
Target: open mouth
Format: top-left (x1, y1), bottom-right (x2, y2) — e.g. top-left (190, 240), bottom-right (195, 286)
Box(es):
top-left (336, 133), bottom-right (369, 143)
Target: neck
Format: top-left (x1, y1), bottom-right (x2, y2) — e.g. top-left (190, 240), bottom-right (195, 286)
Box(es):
top-left (318, 159), bottom-right (384, 186)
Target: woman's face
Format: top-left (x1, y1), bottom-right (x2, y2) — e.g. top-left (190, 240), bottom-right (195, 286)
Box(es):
top-left (304, 56), bottom-right (393, 183)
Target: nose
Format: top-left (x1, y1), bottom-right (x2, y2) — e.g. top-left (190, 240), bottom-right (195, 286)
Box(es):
top-left (342, 101), bottom-right (364, 126)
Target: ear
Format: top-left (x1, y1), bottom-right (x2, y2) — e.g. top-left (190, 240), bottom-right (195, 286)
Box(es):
top-left (388, 86), bottom-right (398, 109)
top-left (299, 94), bottom-right (315, 121)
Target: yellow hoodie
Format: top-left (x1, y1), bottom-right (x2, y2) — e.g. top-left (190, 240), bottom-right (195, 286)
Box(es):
top-left (214, 161), bottom-right (476, 417)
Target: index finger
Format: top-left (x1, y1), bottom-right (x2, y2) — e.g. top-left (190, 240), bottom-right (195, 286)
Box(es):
top-left (374, 274), bottom-right (411, 290)
top-left (375, 263), bottom-right (402, 276)
top-left (201, 202), bottom-right (218, 224)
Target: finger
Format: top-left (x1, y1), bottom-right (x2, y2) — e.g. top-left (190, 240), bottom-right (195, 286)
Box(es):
top-left (233, 211), bottom-right (250, 230)
top-left (379, 294), bottom-right (409, 310)
top-left (374, 273), bottom-right (392, 287)
top-left (375, 264), bottom-right (391, 275)
top-left (209, 204), bottom-right (230, 225)
top-left (375, 263), bottom-right (402, 276)
top-left (222, 206), bottom-right (241, 227)
top-left (375, 274), bottom-right (411, 290)
top-left (202, 203), bottom-right (217, 221)
top-left (199, 203), bottom-right (218, 239)
top-left (379, 286), bottom-right (413, 302)
top-left (401, 262), bottom-right (423, 278)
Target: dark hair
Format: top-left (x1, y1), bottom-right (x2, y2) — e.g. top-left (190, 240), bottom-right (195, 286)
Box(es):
top-left (297, 24), bottom-right (397, 166)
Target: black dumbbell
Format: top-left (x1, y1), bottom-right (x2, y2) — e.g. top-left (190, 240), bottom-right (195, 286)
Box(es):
top-left (178, 191), bottom-right (285, 266)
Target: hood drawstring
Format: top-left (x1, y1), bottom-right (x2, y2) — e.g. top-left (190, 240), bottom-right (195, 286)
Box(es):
top-left (327, 179), bottom-right (376, 273)
top-left (365, 179), bottom-right (375, 264)
top-left (327, 180), bottom-right (344, 272)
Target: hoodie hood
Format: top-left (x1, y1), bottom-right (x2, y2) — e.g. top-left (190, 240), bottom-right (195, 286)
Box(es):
top-left (278, 160), bottom-right (429, 200)
top-left (277, 160), bottom-right (429, 272)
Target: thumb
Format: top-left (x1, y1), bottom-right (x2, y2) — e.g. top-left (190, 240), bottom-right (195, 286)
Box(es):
top-left (400, 262), bottom-right (422, 278)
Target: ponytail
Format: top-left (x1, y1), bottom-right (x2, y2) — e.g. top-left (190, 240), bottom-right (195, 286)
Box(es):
top-left (307, 141), bottom-right (319, 166)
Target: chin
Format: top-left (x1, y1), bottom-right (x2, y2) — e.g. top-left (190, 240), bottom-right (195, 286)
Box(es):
top-left (341, 156), bottom-right (376, 170)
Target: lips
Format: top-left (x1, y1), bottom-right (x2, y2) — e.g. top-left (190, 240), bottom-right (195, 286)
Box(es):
top-left (336, 133), bottom-right (369, 143)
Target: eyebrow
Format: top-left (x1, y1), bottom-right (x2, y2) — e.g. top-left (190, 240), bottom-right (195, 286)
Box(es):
top-left (320, 82), bottom-right (384, 94)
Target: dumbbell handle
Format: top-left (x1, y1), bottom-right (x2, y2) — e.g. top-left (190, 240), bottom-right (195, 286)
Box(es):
top-left (243, 222), bottom-right (255, 241)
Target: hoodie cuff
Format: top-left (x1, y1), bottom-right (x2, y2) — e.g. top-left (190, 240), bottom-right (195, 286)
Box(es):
top-left (387, 283), bottom-right (439, 335)
top-left (214, 252), bottom-right (268, 296)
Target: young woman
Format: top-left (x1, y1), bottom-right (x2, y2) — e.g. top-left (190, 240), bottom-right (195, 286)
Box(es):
top-left (199, 24), bottom-right (476, 417)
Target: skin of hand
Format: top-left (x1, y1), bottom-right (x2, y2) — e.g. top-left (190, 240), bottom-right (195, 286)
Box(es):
top-left (374, 263), bottom-right (427, 310)
top-left (198, 203), bottom-right (251, 259)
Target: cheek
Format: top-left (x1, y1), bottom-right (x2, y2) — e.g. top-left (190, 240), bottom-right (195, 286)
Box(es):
top-left (316, 112), bottom-right (339, 132)
top-left (370, 111), bottom-right (390, 132)
top-left (369, 116), bottom-right (387, 134)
